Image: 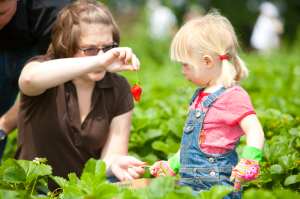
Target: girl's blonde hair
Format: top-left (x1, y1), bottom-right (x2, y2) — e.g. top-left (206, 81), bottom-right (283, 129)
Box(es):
top-left (170, 10), bottom-right (248, 88)
top-left (48, 0), bottom-right (120, 59)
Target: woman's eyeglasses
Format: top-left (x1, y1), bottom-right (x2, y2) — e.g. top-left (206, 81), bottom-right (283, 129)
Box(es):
top-left (79, 41), bottom-right (118, 56)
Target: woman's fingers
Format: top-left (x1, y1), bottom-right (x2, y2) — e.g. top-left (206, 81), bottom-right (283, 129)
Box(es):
top-left (131, 166), bottom-right (146, 175)
top-left (127, 167), bottom-right (141, 179)
top-left (123, 171), bottom-right (134, 181)
top-left (130, 54), bottom-right (140, 71)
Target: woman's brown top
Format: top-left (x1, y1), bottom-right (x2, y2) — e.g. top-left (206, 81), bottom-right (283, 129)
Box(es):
top-left (14, 54), bottom-right (134, 191)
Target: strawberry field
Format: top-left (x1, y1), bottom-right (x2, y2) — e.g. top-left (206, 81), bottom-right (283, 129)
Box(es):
top-left (1, 6), bottom-right (300, 199)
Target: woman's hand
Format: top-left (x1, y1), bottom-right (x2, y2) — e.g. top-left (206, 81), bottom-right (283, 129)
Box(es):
top-left (111, 156), bottom-right (146, 181)
top-left (99, 47), bottom-right (140, 73)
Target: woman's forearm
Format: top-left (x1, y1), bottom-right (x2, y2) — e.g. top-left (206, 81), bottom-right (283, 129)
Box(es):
top-left (19, 56), bottom-right (101, 96)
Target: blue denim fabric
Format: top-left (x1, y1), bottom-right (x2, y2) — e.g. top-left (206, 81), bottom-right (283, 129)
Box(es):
top-left (0, 45), bottom-right (38, 161)
top-left (106, 177), bottom-right (120, 183)
top-left (179, 86), bottom-right (242, 199)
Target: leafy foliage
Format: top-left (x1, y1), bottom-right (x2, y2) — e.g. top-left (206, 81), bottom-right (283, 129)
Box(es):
top-left (49, 158), bottom-right (119, 199)
top-left (0, 158), bottom-right (51, 198)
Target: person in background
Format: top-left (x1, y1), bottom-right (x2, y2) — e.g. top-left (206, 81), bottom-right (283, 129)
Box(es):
top-left (250, 1), bottom-right (284, 53)
top-left (150, 11), bottom-right (265, 198)
top-left (15, 0), bottom-right (146, 191)
top-left (147, 0), bottom-right (177, 40)
top-left (0, 0), bottom-right (71, 162)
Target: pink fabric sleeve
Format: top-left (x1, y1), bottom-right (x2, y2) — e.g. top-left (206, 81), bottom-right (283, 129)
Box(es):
top-left (223, 87), bottom-right (256, 127)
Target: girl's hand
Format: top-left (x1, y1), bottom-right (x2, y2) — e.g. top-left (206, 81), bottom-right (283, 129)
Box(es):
top-left (99, 47), bottom-right (140, 73)
top-left (111, 156), bottom-right (146, 181)
top-left (230, 158), bottom-right (260, 193)
top-left (150, 161), bottom-right (177, 177)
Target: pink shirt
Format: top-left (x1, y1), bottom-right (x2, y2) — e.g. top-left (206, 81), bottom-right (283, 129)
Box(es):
top-left (189, 85), bottom-right (256, 154)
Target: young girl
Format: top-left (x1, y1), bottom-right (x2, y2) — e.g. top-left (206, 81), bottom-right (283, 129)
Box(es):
top-left (150, 11), bottom-right (265, 198)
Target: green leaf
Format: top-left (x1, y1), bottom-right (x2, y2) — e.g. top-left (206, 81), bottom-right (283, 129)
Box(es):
top-left (80, 158), bottom-right (106, 195)
top-left (68, 173), bottom-right (79, 186)
top-left (151, 141), bottom-right (180, 156)
top-left (262, 141), bottom-right (270, 161)
top-left (34, 182), bottom-right (50, 194)
top-left (198, 185), bottom-right (233, 199)
top-left (0, 159), bottom-right (19, 180)
top-left (3, 166), bottom-right (27, 183)
top-left (152, 141), bottom-right (168, 154)
top-left (274, 189), bottom-right (300, 198)
top-left (167, 118), bottom-right (185, 138)
top-left (147, 177), bottom-right (174, 198)
top-left (288, 128), bottom-right (298, 136)
top-left (0, 190), bottom-right (20, 199)
top-left (133, 118), bottom-right (149, 131)
top-left (17, 160), bottom-right (52, 182)
top-left (278, 154), bottom-right (296, 172)
top-left (94, 183), bottom-right (119, 199)
top-left (143, 129), bottom-right (163, 140)
top-left (266, 143), bottom-right (288, 162)
top-left (269, 164), bottom-right (284, 174)
top-left (271, 180), bottom-right (283, 190)
top-left (284, 175), bottom-right (300, 186)
top-left (49, 175), bottom-right (69, 188)
top-left (243, 188), bottom-right (276, 199)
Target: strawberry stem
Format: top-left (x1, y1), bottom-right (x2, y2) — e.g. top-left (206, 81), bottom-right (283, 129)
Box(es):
top-left (127, 58), bottom-right (139, 84)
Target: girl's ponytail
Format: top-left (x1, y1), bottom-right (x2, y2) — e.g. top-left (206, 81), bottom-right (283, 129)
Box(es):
top-left (234, 54), bottom-right (249, 81)
top-left (220, 54), bottom-right (237, 88)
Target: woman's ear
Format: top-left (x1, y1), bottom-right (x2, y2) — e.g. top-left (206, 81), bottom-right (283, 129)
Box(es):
top-left (203, 55), bottom-right (214, 69)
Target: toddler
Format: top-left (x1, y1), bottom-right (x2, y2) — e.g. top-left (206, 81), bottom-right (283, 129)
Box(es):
top-left (150, 11), bottom-right (265, 199)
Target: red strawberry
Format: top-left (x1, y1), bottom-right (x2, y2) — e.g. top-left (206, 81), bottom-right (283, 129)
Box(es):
top-left (131, 82), bottom-right (142, 101)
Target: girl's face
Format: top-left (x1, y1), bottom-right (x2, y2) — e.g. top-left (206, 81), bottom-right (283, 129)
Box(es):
top-left (73, 24), bottom-right (114, 82)
top-left (180, 60), bottom-right (212, 87)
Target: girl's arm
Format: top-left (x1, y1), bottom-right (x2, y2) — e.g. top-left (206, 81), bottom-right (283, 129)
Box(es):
top-left (101, 110), bottom-right (146, 180)
top-left (238, 114), bottom-right (265, 150)
top-left (19, 47), bottom-right (140, 96)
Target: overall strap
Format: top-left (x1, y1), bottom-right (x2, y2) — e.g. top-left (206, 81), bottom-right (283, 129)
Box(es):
top-left (189, 87), bottom-right (205, 106)
top-left (203, 87), bottom-right (227, 108)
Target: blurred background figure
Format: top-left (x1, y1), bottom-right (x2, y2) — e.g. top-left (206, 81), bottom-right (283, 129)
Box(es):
top-left (147, 0), bottom-right (177, 40)
top-left (0, 0), bottom-right (70, 163)
top-left (182, 3), bottom-right (204, 23)
top-left (250, 1), bottom-right (284, 53)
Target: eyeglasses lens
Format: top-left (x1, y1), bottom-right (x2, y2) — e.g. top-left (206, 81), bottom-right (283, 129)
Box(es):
top-left (103, 45), bottom-right (113, 53)
top-left (83, 43), bottom-right (118, 56)
top-left (85, 48), bottom-right (99, 56)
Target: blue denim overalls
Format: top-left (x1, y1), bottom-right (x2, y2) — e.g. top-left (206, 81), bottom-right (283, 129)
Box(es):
top-left (179, 86), bottom-right (242, 199)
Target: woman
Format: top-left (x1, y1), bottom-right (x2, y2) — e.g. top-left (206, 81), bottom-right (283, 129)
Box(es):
top-left (15, 0), bottom-right (145, 191)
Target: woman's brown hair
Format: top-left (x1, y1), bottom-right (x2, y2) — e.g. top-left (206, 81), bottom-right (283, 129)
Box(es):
top-left (48, 0), bottom-right (120, 58)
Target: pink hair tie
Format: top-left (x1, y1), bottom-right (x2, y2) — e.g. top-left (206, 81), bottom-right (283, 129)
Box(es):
top-left (220, 55), bottom-right (227, 60)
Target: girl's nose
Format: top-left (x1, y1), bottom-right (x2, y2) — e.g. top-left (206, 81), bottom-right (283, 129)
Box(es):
top-left (181, 67), bottom-right (186, 75)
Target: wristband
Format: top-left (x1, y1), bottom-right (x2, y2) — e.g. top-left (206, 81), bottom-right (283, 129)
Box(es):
top-left (110, 156), bottom-right (122, 176)
top-left (168, 154), bottom-right (180, 173)
top-left (241, 146), bottom-right (262, 162)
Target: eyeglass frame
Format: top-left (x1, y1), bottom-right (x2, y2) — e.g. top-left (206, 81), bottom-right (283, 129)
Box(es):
top-left (78, 41), bottom-right (119, 56)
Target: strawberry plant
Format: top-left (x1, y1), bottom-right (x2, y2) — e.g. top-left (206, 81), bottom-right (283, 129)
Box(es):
top-left (0, 158), bottom-right (52, 198)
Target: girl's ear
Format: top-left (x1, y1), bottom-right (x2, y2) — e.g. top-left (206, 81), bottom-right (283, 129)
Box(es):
top-left (203, 55), bottom-right (214, 69)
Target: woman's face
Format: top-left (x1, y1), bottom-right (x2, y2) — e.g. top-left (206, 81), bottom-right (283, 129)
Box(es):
top-left (73, 24), bottom-right (114, 82)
